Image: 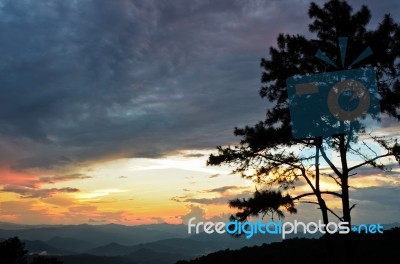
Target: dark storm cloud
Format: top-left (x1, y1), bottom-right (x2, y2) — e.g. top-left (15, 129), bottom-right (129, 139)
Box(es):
top-left (0, 0), bottom-right (398, 169)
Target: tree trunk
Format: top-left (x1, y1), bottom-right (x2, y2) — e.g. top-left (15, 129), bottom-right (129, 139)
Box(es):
top-left (339, 134), bottom-right (353, 264)
top-left (318, 197), bottom-right (336, 264)
top-left (315, 137), bottom-right (336, 264)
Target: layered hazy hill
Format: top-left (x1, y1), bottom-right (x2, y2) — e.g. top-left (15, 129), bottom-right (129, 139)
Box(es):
top-left (0, 221), bottom-right (275, 264)
top-left (0, 222), bottom-right (398, 264)
top-left (0, 222), bottom-right (189, 247)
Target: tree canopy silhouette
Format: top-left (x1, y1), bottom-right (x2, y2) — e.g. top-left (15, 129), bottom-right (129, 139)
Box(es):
top-left (0, 237), bottom-right (63, 264)
top-left (208, 0), bottom-right (400, 263)
top-left (0, 237), bottom-right (28, 264)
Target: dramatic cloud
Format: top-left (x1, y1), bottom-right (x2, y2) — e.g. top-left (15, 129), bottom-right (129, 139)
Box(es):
top-left (0, 0), bottom-right (399, 225)
top-left (0, 0), bottom-right (272, 169)
top-left (0, 169), bottom-right (90, 199)
top-left (1, 0), bottom-right (396, 170)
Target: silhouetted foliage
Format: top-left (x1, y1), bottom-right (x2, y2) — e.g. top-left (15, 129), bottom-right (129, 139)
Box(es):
top-left (208, 1), bottom-right (400, 263)
top-left (176, 228), bottom-right (400, 264)
top-left (229, 190), bottom-right (297, 221)
top-left (0, 237), bottom-right (63, 264)
top-left (209, 0), bottom-right (400, 222)
top-left (0, 237), bottom-right (28, 264)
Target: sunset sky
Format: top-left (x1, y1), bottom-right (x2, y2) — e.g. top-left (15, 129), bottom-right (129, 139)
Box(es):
top-left (0, 0), bottom-right (399, 226)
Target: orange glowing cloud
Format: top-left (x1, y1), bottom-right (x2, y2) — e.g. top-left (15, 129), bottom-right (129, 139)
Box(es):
top-left (0, 167), bottom-right (38, 187)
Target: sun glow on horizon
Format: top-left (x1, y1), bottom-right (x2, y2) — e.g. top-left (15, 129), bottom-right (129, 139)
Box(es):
top-left (0, 150), bottom-right (253, 225)
top-left (0, 146), bottom-right (399, 226)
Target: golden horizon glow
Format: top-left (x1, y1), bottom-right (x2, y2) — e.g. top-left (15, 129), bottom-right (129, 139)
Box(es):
top-left (0, 148), bottom-right (399, 226)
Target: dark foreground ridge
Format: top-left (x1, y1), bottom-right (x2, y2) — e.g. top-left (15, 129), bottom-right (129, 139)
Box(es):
top-left (176, 228), bottom-right (400, 264)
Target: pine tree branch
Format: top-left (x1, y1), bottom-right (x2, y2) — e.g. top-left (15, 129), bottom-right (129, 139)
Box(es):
top-left (348, 153), bottom-right (392, 172)
top-left (320, 147), bottom-right (343, 177)
top-left (292, 191), bottom-right (342, 200)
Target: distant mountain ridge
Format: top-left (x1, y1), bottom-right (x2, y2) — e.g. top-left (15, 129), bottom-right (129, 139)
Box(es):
top-left (0, 222), bottom-right (398, 264)
top-left (0, 222), bottom-right (189, 250)
top-left (46, 236), bottom-right (96, 252)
